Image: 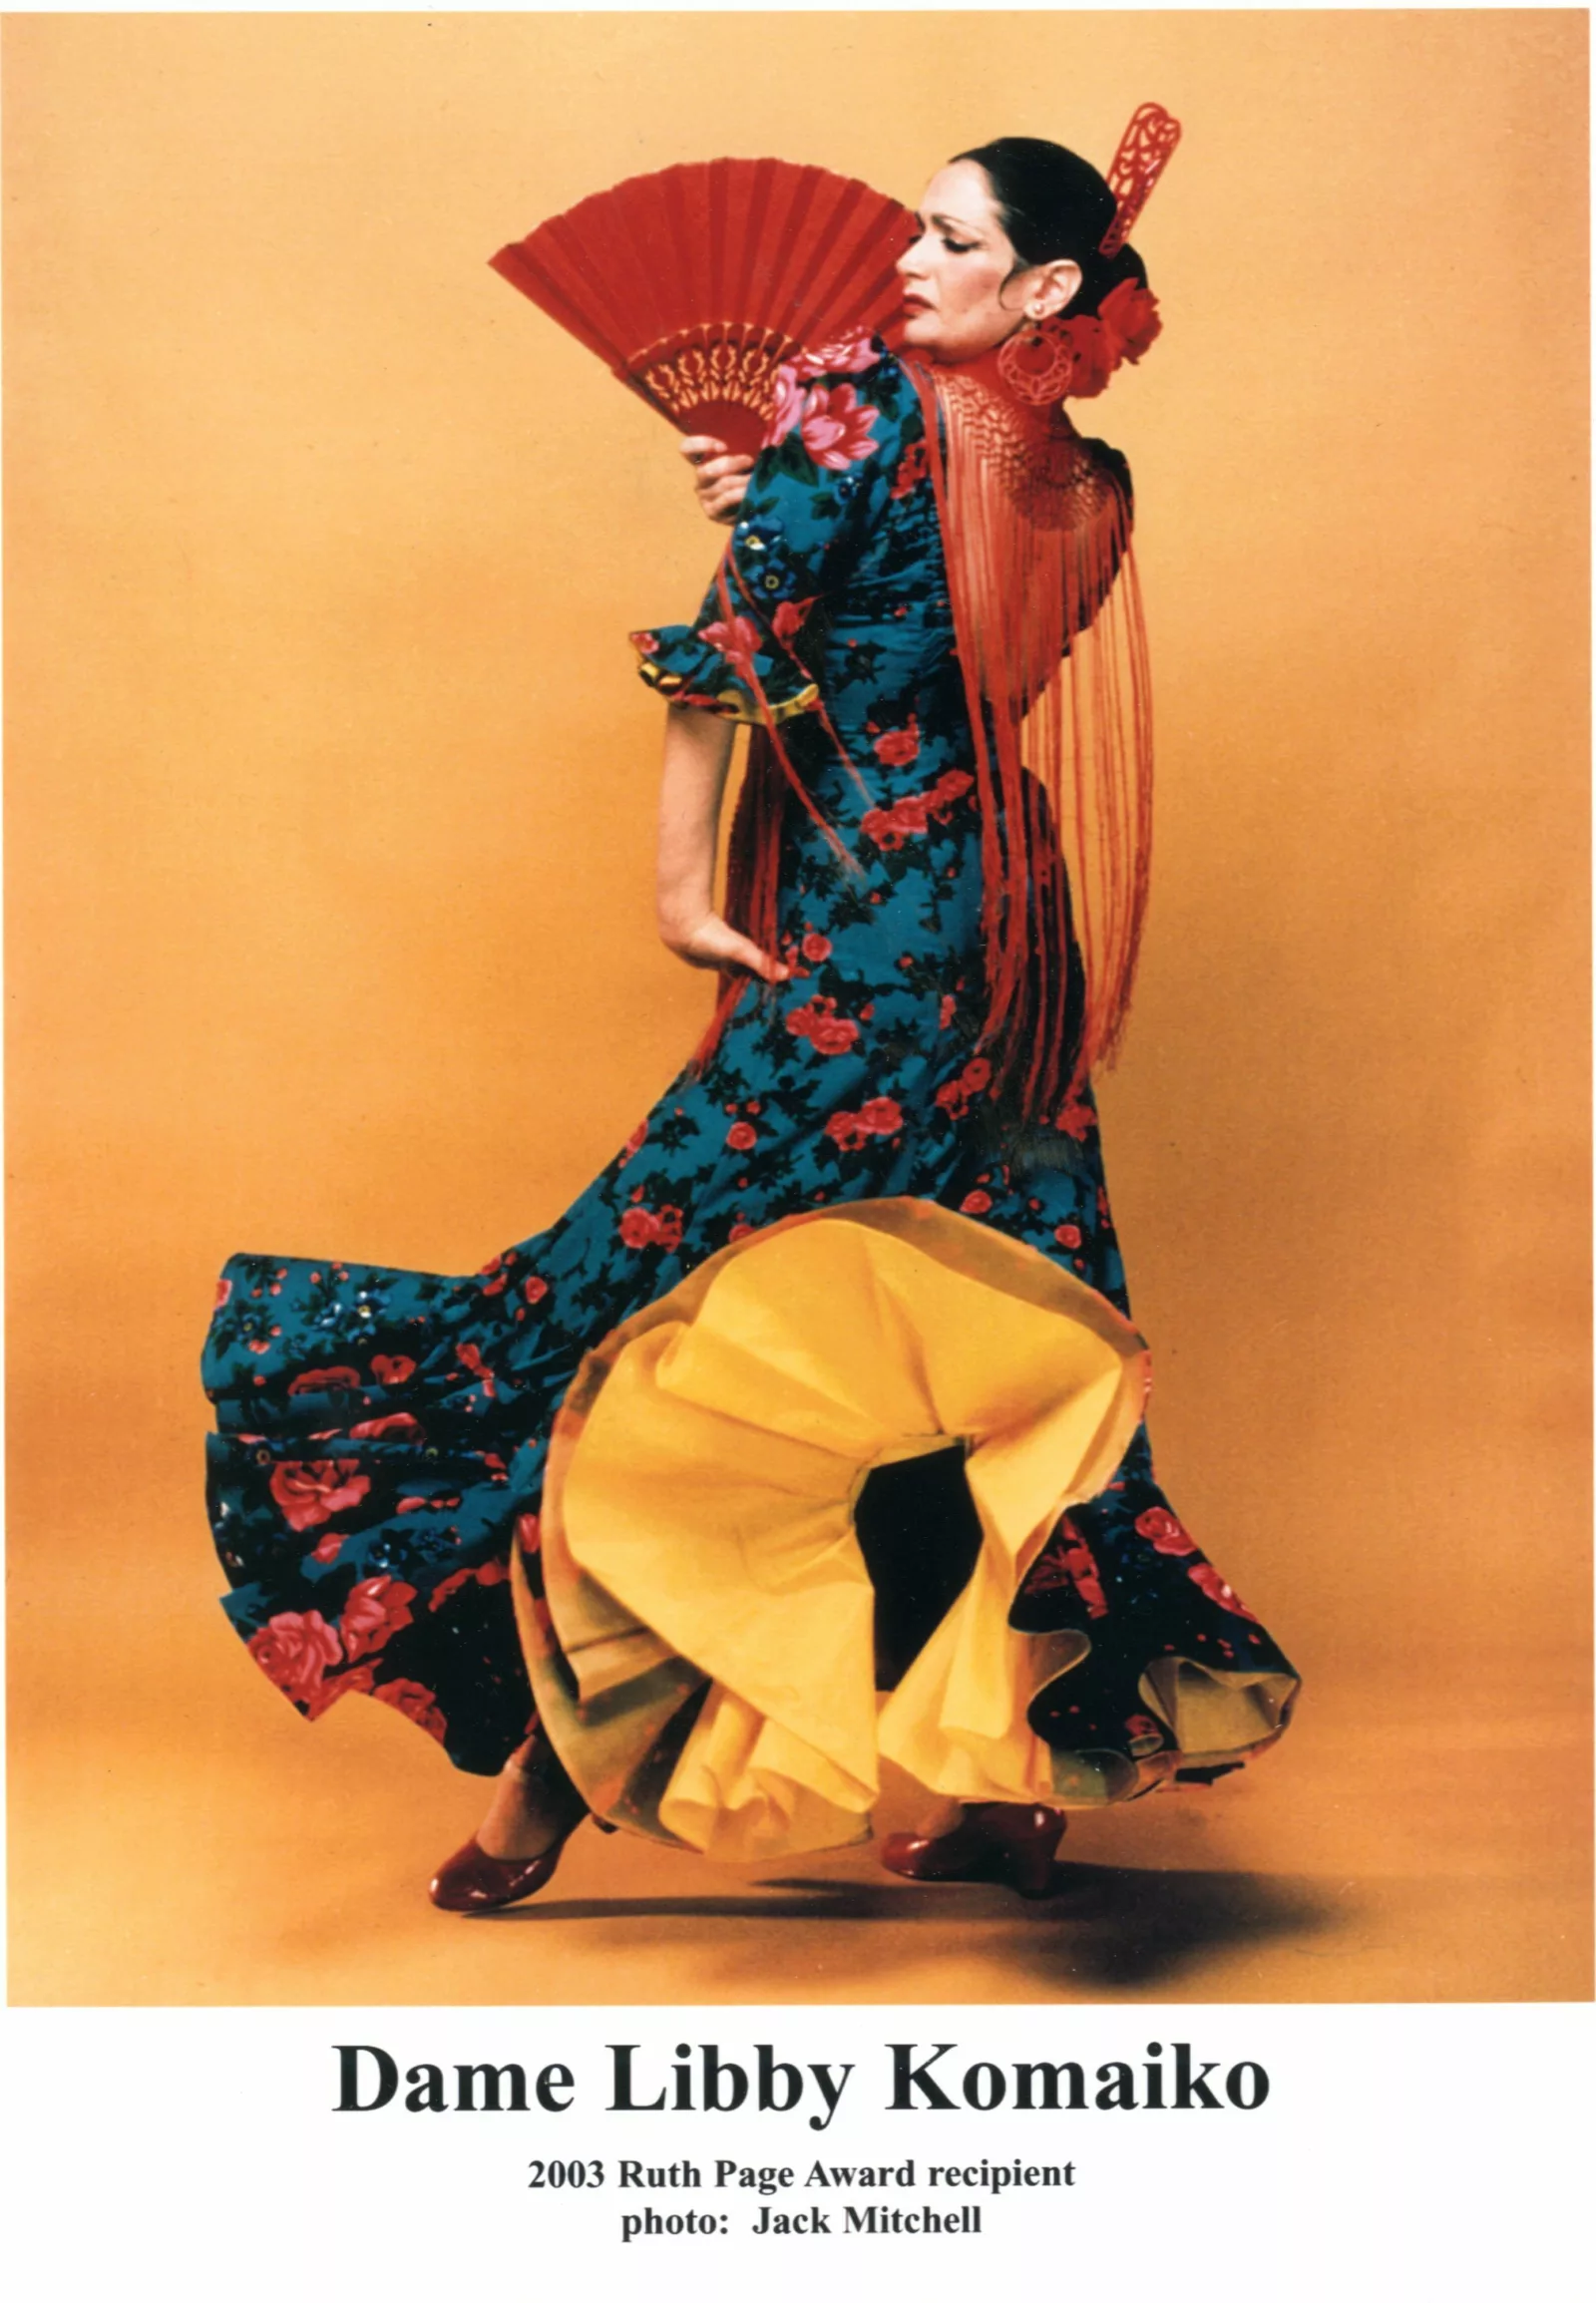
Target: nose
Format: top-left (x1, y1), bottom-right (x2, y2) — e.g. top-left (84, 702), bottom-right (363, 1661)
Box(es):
top-left (897, 230), bottom-right (930, 285)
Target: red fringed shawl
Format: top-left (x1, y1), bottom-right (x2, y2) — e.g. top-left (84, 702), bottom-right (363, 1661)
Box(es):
top-left (707, 350), bottom-right (1154, 1121)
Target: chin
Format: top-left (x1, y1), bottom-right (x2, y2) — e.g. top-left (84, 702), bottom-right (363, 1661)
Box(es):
top-left (898, 308), bottom-right (942, 352)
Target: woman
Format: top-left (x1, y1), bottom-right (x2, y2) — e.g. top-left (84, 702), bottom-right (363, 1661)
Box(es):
top-left (203, 136), bottom-right (1297, 1914)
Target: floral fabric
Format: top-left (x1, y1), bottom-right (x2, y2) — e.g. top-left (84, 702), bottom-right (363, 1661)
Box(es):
top-left (203, 340), bottom-right (1295, 1783)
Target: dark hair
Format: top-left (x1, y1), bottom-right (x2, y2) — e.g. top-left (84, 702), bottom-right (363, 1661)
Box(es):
top-left (953, 136), bottom-right (1148, 316)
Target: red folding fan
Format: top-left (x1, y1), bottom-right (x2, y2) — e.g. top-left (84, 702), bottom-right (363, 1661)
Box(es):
top-left (491, 159), bottom-right (915, 456)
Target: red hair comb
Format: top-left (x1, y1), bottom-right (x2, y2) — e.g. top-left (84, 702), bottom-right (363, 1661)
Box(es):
top-left (1099, 102), bottom-right (1182, 256)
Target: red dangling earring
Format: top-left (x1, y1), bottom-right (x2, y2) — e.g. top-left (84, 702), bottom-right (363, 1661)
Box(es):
top-left (997, 313), bottom-right (1076, 405)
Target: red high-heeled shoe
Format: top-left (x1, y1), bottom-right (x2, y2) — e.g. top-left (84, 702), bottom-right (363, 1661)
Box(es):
top-left (879, 1802), bottom-right (1067, 1900)
top-left (430, 1740), bottom-right (592, 1914)
top-left (429, 1807), bottom-right (589, 1914)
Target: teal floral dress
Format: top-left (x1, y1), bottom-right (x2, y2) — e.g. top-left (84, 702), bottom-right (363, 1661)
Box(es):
top-left (203, 343), bottom-right (1296, 1790)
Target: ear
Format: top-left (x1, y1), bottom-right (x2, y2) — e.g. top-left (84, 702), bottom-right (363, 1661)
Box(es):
top-left (1025, 258), bottom-right (1084, 321)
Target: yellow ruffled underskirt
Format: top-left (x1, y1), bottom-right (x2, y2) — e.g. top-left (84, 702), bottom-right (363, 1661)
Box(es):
top-left (513, 1199), bottom-right (1293, 1865)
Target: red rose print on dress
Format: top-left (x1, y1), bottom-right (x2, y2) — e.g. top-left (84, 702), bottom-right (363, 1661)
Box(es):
top-left (961, 1190), bottom-right (993, 1216)
top-left (701, 614), bottom-right (761, 672)
top-left (618, 1121), bottom-right (648, 1166)
top-left (872, 719), bottom-right (921, 769)
top-left (1188, 1562), bottom-right (1259, 1619)
top-left (523, 1274), bottom-right (549, 1305)
top-left (269, 1459), bottom-right (372, 1534)
top-left (800, 931), bottom-right (832, 963)
top-left (787, 996), bottom-right (861, 1057)
top-left (455, 1342), bottom-right (497, 1398)
top-left (247, 1610), bottom-right (343, 1706)
top-left (890, 437), bottom-right (930, 500)
top-left (772, 597), bottom-right (815, 641)
top-left (618, 1203), bottom-right (684, 1252)
top-left (824, 1096), bottom-right (904, 1153)
top-left (428, 1557), bottom-right (510, 1612)
top-left (1053, 1100), bottom-right (1098, 1139)
top-left (935, 1054), bottom-right (995, 1122)
top-left (861, 769), bottom-right (974, 851)
top-left (858, 1097), bottom-right (904, 1136)
top-left (1054, 1522), bottom-right (1109, 1618)
top-left (1054, 1222), bottom-right (1083, 1250)
top-left (214, 1276), bottom-right (232, 1309)
top-left (341, 1575), bottom-right (418, 1660)
top-left (287, 1366), bottom-right (362, 1396)
top-left (477, 1254), bottom-right (512, 1296)
top-left (1135, 1504), bottom-right (1197, 1557)
top-left (793, 330), bottom-right (880, 379)
top-left (726, 1120), bottom-right (758, 1152)
top-left (766, 363), bottom-right (808, 446)
top-left (370, 1354), bottom-right (416, 1386)
top-left (348, 1413), bottom-right (423, 1442)
top-left (797, 384), bottom-right (880, 470)
top-left (371, 1679), bottom-right (448, 1743)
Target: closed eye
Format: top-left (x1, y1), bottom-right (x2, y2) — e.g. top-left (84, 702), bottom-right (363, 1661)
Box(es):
top-left (911, 211), bottom-right (981, 256)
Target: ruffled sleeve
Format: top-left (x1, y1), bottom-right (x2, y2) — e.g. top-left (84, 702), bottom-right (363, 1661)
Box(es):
top-left (631, 343), bottom-right (919, 726)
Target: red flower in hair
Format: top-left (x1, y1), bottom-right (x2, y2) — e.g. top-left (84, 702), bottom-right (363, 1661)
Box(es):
top-left (1059, 316), bottom-right (1115, 399)
top-left (1096, 278), bottom-right (1162, 364)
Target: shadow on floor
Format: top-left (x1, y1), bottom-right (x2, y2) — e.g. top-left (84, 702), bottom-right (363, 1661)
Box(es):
top-left (484, 1861), bottom-right (1342, 1993)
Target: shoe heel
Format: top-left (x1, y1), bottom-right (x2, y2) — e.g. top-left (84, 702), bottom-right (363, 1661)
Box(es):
top-left (1001, 1814), bottom-right (1066, 1899)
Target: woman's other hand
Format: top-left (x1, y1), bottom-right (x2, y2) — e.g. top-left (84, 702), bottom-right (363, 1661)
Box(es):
top-left (680, 434), bottom-right (753, 525)
top-left (658, 909), bottom-right (789, 983)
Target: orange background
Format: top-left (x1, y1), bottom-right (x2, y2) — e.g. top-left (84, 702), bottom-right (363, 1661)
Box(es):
top-left (5, 11), bottom-right (1590, 2003)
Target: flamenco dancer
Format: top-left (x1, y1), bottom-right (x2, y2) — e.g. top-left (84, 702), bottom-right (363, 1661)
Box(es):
top-left (203, 116), bottom-right (1298, 1914)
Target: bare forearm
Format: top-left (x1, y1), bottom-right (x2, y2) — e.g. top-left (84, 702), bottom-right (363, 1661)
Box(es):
top-left (656, 704), bottom-right (735, 944)
top-left (654, 705), bottom-right (787, 983)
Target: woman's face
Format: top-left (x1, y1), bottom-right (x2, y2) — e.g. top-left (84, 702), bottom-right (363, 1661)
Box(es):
top-left (897, 161), bottom-right (1075, 362)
